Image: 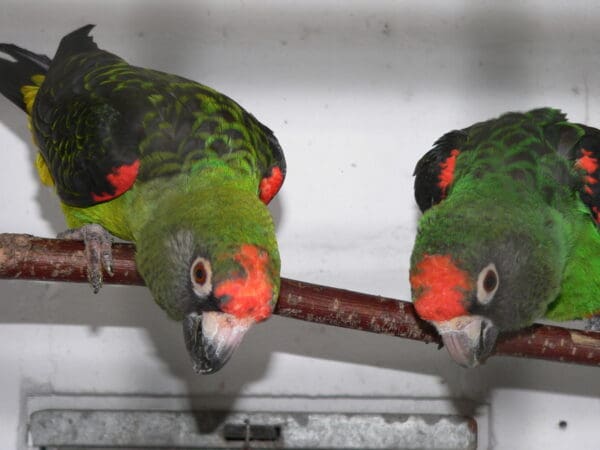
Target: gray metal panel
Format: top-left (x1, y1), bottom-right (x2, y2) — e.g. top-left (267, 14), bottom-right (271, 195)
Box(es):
top-left (29, 409), bottom-right (477, 449)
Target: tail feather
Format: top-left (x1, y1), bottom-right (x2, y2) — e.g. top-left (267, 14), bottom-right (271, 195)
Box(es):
top-left (53, 24), bottom-right (98, 63)
top-left (0, 43), bottom-right (51, 112)
top-left (0, 25), bottom-right (98, 112)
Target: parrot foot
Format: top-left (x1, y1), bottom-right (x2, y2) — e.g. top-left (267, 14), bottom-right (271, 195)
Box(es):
top-left (585, 315), bottom-right (600, 332)
top-left (58, 224), bottom-right (114, 293)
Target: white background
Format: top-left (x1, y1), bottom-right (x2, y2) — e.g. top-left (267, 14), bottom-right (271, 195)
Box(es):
top-left (0, 1), bottom-right (599, 448)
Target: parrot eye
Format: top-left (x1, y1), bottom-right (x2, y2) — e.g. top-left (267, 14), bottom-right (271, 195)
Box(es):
top-left (483, 271), bottom-right (497, 292)
top-left (476, 263), bottom-right (499, 305)
top-left (194, 264), bottom-right (207, 284)
top-left (190, 257), bottom-right (212, 298)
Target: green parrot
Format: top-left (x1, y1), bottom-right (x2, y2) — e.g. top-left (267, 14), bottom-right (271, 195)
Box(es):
top-left (0, 25), bottom-right (286, 374)
top-left (410, 108), bottom-right (600, 367)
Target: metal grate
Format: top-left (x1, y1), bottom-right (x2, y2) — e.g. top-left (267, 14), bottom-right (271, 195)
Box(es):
top-left (29, 409), bottom-right (477, 449)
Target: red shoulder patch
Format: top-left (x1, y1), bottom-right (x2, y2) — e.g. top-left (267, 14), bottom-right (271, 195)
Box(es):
top-left (410, 254), bottom-right (471, 322)
top-left (575, 149), bottom-right (600, 224)
top-left (92, 159), bottom-right (140, 202)
top-left (259, 166), bottom-right (284, 204)
top-left (437, 149), bottom-right (460, 198)
top-left (576, 149), bottom-right (598, 174)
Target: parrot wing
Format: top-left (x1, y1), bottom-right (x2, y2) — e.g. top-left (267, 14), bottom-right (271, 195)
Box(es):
top-left (413, 129), bottom-right (468, 212)
top-left (35, 82), bottom-right (286, 210)
top-left (28, 25), bottom-right (286, 207)
top-left (5, 25), bottom-right (142, 207)
top-left (544, 122), bottom-right (600, 320)
top-left (34, 97), bottom-right (142, 207)
top-left (565, 126), bottom-right (600, 225)
top-left (414, 109), bottom-right (600, 226)
top-left (253, 119), bottom-right (286, 205)
top-left (542, 120), bottom-right (600, 225)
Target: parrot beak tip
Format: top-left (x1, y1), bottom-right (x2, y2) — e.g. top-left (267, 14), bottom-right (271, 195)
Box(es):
top-left (183, 311), bottom-right (254, 374)
top-left (434, 316), bottom-right (499, 368)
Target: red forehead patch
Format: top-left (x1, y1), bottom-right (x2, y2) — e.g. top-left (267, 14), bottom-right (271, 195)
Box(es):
top-left (215, 245), bottom-right (274, 322)
top-left (259, 166), bottom-right (284, 204)
top-left (410, 254), bottom-right (470, 322)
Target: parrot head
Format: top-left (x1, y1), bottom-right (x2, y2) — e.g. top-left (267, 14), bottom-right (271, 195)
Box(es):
top-left (135, 181), bottom-right (280, 374)
top-left (410, 196), bottom-right (564, 368)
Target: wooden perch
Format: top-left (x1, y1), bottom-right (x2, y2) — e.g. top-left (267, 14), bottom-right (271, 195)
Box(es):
top-left (1, 233), bottom-right (600, 367)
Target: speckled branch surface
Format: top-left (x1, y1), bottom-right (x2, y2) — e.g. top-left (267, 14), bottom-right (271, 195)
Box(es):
top-left (1, 233), bottom-right (599, 367)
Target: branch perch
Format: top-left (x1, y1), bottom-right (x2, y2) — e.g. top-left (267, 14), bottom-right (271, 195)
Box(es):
top-left (1, 233), bottom-right (600, 367)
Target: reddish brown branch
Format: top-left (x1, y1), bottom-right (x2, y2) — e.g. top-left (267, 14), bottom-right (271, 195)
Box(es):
top-left (1, 233), bottom-right (600, 367)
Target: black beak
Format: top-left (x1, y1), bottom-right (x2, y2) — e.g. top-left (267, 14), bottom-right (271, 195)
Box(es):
top-left (183, 311), bottom-right (254, 374)
top-left (433, 316), bottom-right (499, 368)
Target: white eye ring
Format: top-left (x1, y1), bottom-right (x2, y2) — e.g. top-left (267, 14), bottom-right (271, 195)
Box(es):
top-left (477, 263), bottom-right (499, 305)
top-left (190, 257), bottom-right (212, 298)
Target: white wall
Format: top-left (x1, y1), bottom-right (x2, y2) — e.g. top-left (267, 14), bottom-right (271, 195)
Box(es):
top-left (0, 1), bottom-right (599, 448)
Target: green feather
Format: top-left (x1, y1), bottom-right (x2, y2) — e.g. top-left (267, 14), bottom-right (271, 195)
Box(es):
top-left (132, 166), bottom-right (280, 320)
top-left (547, 209), bottom-right (600, 320)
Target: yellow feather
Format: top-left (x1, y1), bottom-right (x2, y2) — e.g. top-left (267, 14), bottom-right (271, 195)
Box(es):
top-left (31, 74), bottom-right (45, 86)
top-left (61, 194), bottom-right (135, 241)
top-left (20, 74), bottom-right (44, 115)
top-left (35, 152), bottom-right (54, 187)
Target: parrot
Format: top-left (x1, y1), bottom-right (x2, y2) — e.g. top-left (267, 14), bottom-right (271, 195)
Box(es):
top-left (0, 25), bottom-right (286, 374)
top-left (410, 108), bottom-right (600, 368)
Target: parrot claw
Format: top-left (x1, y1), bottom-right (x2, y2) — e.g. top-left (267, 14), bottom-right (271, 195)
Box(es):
top-left (585, 316), bottom-right (600, 332)
top-left (58, 224), bottom-right (114, 293)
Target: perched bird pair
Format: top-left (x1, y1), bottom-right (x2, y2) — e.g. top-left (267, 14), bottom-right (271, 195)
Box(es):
top-left (1, 26), bottom-right (599, 372)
